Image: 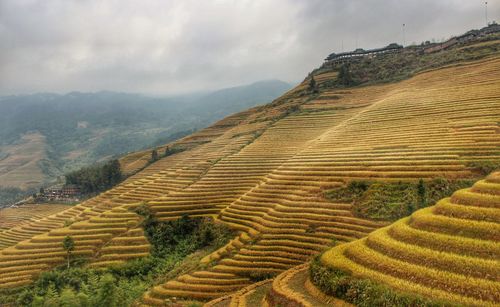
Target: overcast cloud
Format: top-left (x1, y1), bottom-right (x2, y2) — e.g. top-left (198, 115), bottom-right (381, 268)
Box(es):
top-left (0, 0), bottom-right (497, 95)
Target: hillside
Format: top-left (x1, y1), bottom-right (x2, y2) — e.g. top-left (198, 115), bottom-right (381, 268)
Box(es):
top-left (0, 37), bottom-right (498, 306)
top-left (141, 55), bottom-right (500, 305)
top-left (0, 132), bottom-right (51, 189)
top-left (258, 171), bottom-right (499, 307)
top-left (315, 171), bottom-right (500, 306)
top-left (0, 80), bottom-right (291, 203)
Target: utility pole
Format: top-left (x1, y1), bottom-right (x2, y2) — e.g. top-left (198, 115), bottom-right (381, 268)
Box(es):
top-left (485, 2), bottom-right (488, 26)
top-left (342, 39), bottom-right (344, 52)
top-left (402, 23), bottom-right (406, 46)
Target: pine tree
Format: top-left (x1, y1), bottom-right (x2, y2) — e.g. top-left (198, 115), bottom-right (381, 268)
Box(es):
top-left (107, 159), bottom-right (122, 186)
top-left (308, 76), bottom-right (318, 93)
top-left (338, 64), bottom-right (353, 86)
top-left (151, 149), bottom-right (159, 162)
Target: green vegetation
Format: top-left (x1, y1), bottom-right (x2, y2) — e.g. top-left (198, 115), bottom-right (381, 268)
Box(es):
top-left (326, 178), bottom-right (475, 221)
top-left (62, 236), bottom-right (75, 269)
top-left (466, 160), bottom-right (500, 176)
top-left (309, 256), bottom-right (451, 307)
top-left (135, 204), bottom-right (235, 258)
top-left (65, 159), bottom-right (122, 194)
top-left (325, 181), bottom-right (371, 203)
top-left (14, 268), bottom-right (146, 307)
top-left (337, 63), bottom-right (354, 86)
top-left (7, 210), bottom-right (234, 307)
top-left (308, 76), bottom-right (318, 93)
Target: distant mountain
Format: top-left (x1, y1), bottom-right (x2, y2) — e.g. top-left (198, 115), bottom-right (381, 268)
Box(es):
top-left (0, 80), bottom-right (291, 195)
top-left (186, 80), bottom-right (293, 118)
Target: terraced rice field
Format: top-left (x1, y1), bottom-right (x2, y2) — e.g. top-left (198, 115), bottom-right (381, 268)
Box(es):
top-left (0, 54), bottom-right (498, 304)
top-left (204, 264), bottom-right (350, 307)
top-left (0, 204), bottom-right (70, 231)
top-left (140, 57), bottom-right (500, 303)
top-left (0, 204), bottom-right (71, 241)
top-left (0, 86), bottom-right (308, 290)
top-left (318, 171), bottom-right (500, 306)
top-left (263, 264), bottom-right (350, 307)
top-left (205, 279), bottom-right (273, 307)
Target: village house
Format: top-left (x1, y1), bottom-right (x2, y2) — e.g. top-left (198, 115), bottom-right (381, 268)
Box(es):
top-left (43, 184), bottom-right (81, 200)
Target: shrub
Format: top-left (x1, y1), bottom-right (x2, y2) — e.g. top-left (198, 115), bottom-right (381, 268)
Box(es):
top-left (325, 180), bottom-right (372, 203)
top-left (326, 178), bottom-right (475, 221)
top-left (466, 161), bottom-right (500, 176)
top-left (135, 205), bottom-right (234, 257)
top-left (247, 271), bottom-right (277, 282)
top-left (354, 181), bottom-right (418, 221)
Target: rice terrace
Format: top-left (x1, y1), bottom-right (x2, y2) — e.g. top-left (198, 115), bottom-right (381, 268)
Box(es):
top-left (0, 1), bottom-right (499, 306)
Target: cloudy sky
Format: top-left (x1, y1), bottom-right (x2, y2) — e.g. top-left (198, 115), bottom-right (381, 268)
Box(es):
top-left (0, 0), bottom-right (497, 96)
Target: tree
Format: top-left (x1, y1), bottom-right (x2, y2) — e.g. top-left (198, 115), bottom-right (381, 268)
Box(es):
top-left (338, 64), bottom-right (353, 86)
top-left (151, 149), bottom-right (159, 162)
top-left (62, 236), bottom-right (75, 269)
top-left (39, 187), bottom-right (45, 195)
top-left (103, 159), bottom-right (122, 187)
top-left (308, 76), bottom-right (318, 93)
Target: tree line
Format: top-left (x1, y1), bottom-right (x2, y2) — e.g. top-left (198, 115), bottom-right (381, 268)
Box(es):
top-left (65, 159), bottom-right (122, 194)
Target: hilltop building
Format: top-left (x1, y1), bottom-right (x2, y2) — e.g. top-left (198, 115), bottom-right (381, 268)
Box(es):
top-left (324, 22), bottom-right (500, 64)
top-left (325, 43), bottom-right (403, 65)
